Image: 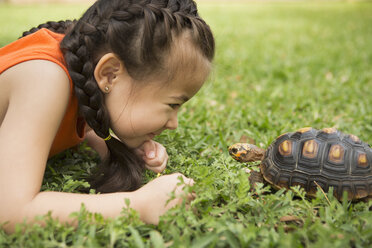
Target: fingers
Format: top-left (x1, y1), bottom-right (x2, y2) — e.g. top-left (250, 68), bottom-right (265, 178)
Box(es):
top-left (138, 173), bottom-right (196, 225)
top-left (135, 140), bottom-right (154, 158)
top-left (180, 175), bottom-right (194, 187)
top-left (152, 173), bottom-right (195, 209)
top-left (143, 141), bottom-right (168, 173)
top-left (145, 159), bottom-right (166, 174)
top-left (135, 140), bottom-right (168, 172)
top-left (167, 173), bottom-right (195, 201)
top-left (145, 141), bottom-right (167, 165)
top-left (142, 140), bottom-right (156, 159)
top-left (180, 175), bottom-right (195, 202)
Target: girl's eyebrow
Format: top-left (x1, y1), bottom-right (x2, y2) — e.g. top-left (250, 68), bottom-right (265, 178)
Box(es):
top-left (171, 95), bottom-right (189, 103)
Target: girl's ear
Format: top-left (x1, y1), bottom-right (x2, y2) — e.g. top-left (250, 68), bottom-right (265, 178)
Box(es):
top-left (94, 53), bottom-right (126, 93)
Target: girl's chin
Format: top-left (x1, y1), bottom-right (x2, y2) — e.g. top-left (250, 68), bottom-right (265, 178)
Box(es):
top-left (122, 137), bottom-right (151, 149)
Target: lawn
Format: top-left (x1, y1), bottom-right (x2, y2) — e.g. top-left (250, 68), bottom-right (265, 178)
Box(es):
top-left (1, 0), bottom-right (372, 247)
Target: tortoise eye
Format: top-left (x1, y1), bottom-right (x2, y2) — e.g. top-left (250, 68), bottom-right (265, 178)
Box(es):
top-left (231, 148), bottom-right (238, 154)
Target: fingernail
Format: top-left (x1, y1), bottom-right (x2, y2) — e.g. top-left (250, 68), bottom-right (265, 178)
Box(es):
top-left (147, 151), bottom-right (155, 159)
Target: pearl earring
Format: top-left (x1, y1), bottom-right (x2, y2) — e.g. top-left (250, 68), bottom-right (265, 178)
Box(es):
top-left (104, 86), bottom-right (109, 92)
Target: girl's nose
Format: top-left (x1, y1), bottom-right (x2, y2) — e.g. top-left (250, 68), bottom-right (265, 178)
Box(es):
top-left (165, 113), bottom-right (178, 130)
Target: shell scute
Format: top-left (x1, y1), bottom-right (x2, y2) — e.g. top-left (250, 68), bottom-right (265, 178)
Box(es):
top-left (308, 178), bottom-right (329, 197)
top-left (327, 144), bottom-right (345, 165)
top-left (322, 145), bottom-right (348, 176)
top-left (349, 134), bottom-right (361, 144)
top-left (271, 137), bottom-right (296, 170)
top-left (290, 127), bottom-right (317, 140)
top-left (291, 173), bottom-right (309, 190)
top-left (322, 127), bottom-right (338, 134)
top-left (260, 157), bottom-right (278, 185)
top-left (277, 174), bottom-right (290, 189)
top-left (278, 140), bottom-right (292, 157)
top-left (296, 127), bottom-right (312, 133)
top-left (357, 153), bottom-right (368, 167)
top-left (302, 139), bottom-right (319, 159)
top-left (355, 184), bottom-right (369, 199)
top-left (351, 150), bottom-right (371, 175)
top-left (297, 139), bottom-right (323, 174)
top-left (316, 127), bottom-right (340, 141)
top-left (343, 134), bottom-right (364, 148)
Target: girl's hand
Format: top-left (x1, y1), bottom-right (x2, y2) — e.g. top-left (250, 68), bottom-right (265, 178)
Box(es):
top-left (135, 140), bottom-right (168, 174)
top-left (135, 173), bottom-right (194, 225)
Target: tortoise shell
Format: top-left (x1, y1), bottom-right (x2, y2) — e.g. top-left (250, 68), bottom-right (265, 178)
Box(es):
top-left (261, 127), bottom-right (372, 200)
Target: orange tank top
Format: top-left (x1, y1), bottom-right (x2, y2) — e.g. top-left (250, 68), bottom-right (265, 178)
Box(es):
top-left (0, 28), bottom-right (86, 158)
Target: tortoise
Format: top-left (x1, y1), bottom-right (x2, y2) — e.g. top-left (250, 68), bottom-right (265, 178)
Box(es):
top-left (228, 127), bottom-right (372, 201)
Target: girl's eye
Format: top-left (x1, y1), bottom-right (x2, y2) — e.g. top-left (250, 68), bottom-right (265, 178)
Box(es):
top-left (168, 103), bottom-right (181, 109)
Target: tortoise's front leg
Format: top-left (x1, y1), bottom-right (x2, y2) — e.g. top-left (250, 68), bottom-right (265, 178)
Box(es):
top-left (244, 167), bottom-right (265, 191)
top-left (248, 170), bottom-right (265, 186)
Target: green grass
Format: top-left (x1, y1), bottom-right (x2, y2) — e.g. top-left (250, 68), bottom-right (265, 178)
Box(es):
top-left (1, 1), bottom-right (372, 247)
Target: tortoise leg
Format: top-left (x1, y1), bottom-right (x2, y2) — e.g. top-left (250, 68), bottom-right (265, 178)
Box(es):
top-left (244, 168), bottom-right (265, 191)
top-left (249, 170), bottom-right (265, 186)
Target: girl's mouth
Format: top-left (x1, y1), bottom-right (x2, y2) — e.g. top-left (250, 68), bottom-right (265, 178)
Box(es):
top-left (148, 133), bottom-right (156, 139)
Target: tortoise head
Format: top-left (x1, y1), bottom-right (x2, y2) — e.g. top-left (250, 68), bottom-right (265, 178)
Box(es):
top-left (228, 143), bottom-right (265, 163)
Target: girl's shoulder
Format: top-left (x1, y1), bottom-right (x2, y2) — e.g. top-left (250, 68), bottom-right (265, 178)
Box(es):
top-left (0, 28), bottom-right (73, 104)
top-left (0, 29), bottom-right (68, 82)
top-left (1, 59), bottom-right (70, 107)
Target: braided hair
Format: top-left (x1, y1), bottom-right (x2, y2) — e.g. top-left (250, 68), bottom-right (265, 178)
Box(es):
top-left (21, 0), bottom-right (215, 193)
top-left (21, 20), bottom-right (76, 37)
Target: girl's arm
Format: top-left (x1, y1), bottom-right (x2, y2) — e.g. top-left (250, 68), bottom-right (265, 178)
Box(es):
top-left (0, 60), bottom-right (191, 233)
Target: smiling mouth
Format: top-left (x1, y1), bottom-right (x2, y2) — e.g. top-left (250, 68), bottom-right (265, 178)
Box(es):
top-left (148, 131), bottom-right (162, 140)
top-left (148, 133), bottom-right (156, 139)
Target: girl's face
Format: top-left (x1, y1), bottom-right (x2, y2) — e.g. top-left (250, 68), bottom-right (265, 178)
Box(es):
top-left (104, 60), bottom-right (210, 148)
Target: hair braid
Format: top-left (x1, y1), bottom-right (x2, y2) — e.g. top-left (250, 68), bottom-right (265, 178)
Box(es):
top-left (62, 16), bottom-right (109, 136)
top-left (20, 20), bottom-right (76, 38)
top-left (60, 3), bottom-right (147, 192)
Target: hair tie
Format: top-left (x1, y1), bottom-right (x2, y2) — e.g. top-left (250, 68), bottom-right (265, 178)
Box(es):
top-left (104, 134), bottom-right (112, 141)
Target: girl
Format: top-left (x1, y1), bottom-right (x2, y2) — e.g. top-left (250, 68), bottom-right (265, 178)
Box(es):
top-left (0, 0), bottom-right (214, 232)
